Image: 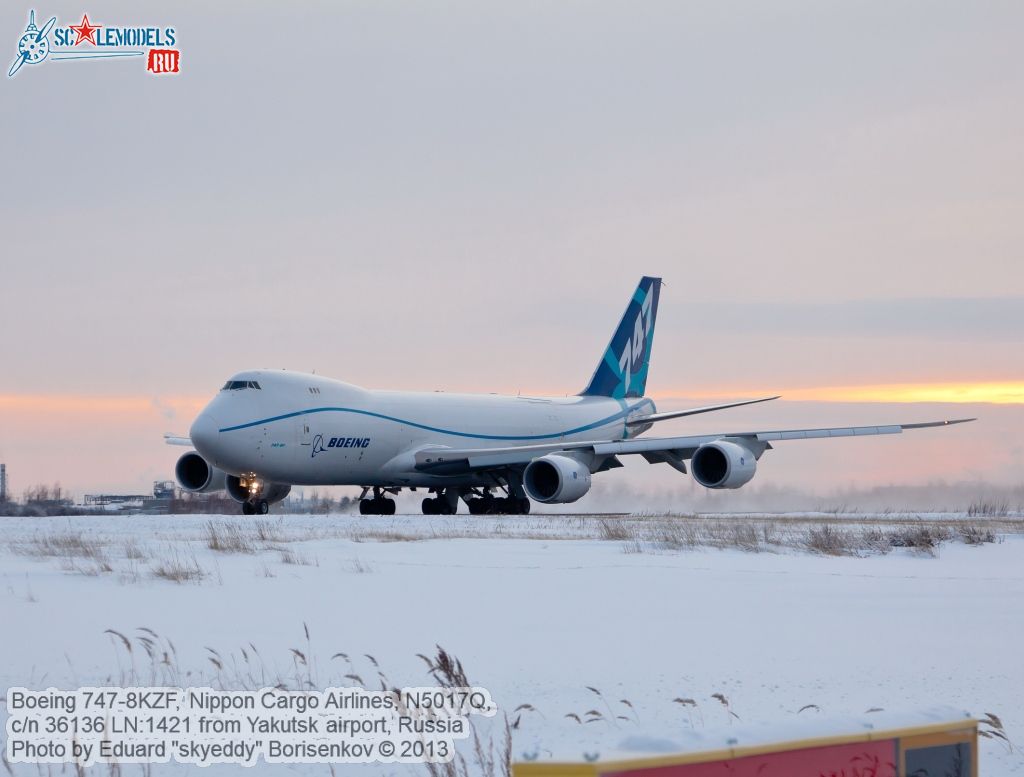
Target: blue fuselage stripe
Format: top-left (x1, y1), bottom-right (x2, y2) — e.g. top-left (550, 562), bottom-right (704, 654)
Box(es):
top-left (218, 401), bottom-right (652, 441)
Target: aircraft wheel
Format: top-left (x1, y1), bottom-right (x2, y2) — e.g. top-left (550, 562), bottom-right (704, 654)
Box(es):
top-left (517, 497), bottom-right (531, 514)
top-left (466, 498), bottom-right (483, 515)
top-left (383, 498), bottom-right (396, 515)
top-left (422, 497), bottom-right (436, 515)
top-left (242, 502), bottom-right (256, 515)
top-left (256, 500), bottom-right (270, 515)
top-left (358, 499), bottom-right (370, 515)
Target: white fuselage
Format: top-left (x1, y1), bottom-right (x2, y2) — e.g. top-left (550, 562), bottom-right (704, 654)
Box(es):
top-left (190, 370), bottom-right (655, 487)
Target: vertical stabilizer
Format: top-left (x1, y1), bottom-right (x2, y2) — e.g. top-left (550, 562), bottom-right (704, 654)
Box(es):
top-left (581, 276), bottom-right (662, 399)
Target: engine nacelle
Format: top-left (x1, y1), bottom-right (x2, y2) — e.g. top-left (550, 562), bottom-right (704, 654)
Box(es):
top-left (175, 452), bottom-right (227, 493)
top-left (523, 454), bottom-right (592, 504)
top-left (226, 475), bottom-right (291, 505)
top-left (691, 440), bottom-right (757, 489)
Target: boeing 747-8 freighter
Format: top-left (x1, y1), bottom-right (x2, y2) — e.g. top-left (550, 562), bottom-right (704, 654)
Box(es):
top-left (168, 277), bottom-right (972, 515)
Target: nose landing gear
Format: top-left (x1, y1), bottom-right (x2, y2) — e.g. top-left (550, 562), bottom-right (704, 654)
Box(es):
top-left (242, 500), bottom-right (270, 515)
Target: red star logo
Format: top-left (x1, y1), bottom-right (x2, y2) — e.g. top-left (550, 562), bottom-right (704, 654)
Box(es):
top-left (69, 13), bottom-right (101, 46)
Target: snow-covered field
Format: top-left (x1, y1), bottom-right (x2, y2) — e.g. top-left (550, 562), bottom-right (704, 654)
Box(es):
top-left (2, 512), bottom-right (1022, 775)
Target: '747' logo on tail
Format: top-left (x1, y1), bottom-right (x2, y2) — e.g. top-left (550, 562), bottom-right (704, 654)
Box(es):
top-left (616, 292), bottom-right (654, 392)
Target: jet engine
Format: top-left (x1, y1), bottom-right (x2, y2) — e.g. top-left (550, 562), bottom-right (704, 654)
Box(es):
top-left (690, 440), bottom-right (757, 489)
top-left (175, 452), bottom-right (227, 493)
top-left (523, 454), bottom-right (592, 503)
top-left (225, 475), bottom-right (291, 505)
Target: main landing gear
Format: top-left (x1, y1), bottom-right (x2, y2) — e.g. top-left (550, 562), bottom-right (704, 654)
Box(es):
top-left (354, 486), bottom-right (533, 516)
top-left (242, 500), bottom-right (270, 515)
top-left (358, 487), bottom-right (397, 516)
top-left (421, 496), bottom-right (454, 515)
top-left (420, 487), bottom-right (530, 515)
top-left (464, 494), bottom-right (530, 515)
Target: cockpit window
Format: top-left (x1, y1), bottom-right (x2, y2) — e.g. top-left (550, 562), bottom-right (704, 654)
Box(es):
top-left (221, 380), bottom-right (261, 391)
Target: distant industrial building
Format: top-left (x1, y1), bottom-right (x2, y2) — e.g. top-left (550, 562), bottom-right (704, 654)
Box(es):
top-left (83, 481), bottom-right (180, 512)
top-left (0, 463), bottom-right (7, 503)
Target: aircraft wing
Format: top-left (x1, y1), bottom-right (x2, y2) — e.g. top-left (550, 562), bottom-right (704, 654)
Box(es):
top-left (413, 418), bottom-right (975, 475)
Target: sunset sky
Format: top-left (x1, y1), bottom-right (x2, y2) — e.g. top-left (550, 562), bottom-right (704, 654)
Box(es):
top-left (1, 1), bottom-right (1022, 499)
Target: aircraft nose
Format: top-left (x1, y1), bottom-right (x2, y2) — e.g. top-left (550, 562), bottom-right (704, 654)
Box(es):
top-left (189, 411), bottom-right (220, 457)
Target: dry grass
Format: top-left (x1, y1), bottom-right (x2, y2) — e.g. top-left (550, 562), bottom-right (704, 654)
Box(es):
top-left (13, 530), bottom-right (107, 560)
top-left (118, 561), bottom-right (143, 585)
top-left (122, 538), bottom-right (148, 560)
top-left (151, 551), bottom-right (207, 583)
top-left (280, 547), bottom-right (317, 566)
top-left (60, 557), bottom-right (114, 576)
top-left (78, 623), bottom-right (1012, 777)
top-left (344, 557), bottom-right (374, 573)
top-left (253, 518), bottom-right (292, 543)
top-left (10, 530), bottom-right (117, 576)
top-left (591, 516), bottom-right (1005, 557)
top-left (205, 520), bottom-right (258, 554)
top-left (202, 518), bottom-right (335, 553)
top-left (599, 518), bottom-right (635, 542)
top-left (805, 525), bottom-right (856, 556)
top-left (350, 528), bottom-right (425, 543)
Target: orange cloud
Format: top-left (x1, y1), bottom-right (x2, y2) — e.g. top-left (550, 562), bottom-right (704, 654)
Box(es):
top-left (0, 394), bottom-right (206, 416)
top-left (655, 381), bottom-right (1024, 405)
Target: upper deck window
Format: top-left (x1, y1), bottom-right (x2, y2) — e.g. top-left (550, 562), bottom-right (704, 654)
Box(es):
top-left (221, 380), bottom-right (261, 391)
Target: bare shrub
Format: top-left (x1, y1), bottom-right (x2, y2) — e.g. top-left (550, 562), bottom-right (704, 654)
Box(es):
top-left (968, 500), bottom-right (1008, 518)
top-left (887, 525), bottom-right (952, 554)
top-left (959, 524), bottom-right (996, 545)
top-left (859, 527), bottom-right (893, 555)
top-left (805, 525), bottom-right (856, 556)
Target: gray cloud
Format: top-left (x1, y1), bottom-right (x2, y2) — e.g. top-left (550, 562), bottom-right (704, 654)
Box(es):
top-left (680, 298), bottom-right (1024, 341)
top-left (0, 1), bottom-right (1022, 494)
